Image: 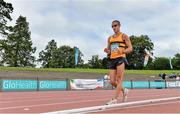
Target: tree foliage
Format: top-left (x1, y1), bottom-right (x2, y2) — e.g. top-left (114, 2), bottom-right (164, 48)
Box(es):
top-left (172, 53), bottom-right (180, 70)
top-left (0, 16), bottom-right (36, 67)
top-left (39, 39), bottom-right (84, 68)
top-left (126, 35), bottom-right (154, 69)
top-left (153, 57), bottom-right (170, 70)
top-left (0, 0), bottom-right (13, 35)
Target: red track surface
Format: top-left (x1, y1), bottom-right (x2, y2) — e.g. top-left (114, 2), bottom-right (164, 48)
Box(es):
top-left (0, 89), bottom-right (180, 113)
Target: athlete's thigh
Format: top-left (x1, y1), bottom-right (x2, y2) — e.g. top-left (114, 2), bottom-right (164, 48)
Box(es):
top-left (116, 63), bottom-right (125, 81)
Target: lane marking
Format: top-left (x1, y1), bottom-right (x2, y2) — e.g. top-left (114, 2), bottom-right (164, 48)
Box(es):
top-left (101, 100), bottom-right (180, 112)
top-left (42, 97), bottom-right (180, 114)
top-left (0, 98), bottom-right (109, 110)
top-left (1, 89), bottom-right (178, 101)
top-left (1, 92), bottom-right (178, 104)
top-left (23, 108), bottom-right (30, 111)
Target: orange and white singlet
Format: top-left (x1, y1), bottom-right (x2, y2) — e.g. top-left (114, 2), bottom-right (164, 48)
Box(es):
top-left (109, 33), bottom-right (126, 59)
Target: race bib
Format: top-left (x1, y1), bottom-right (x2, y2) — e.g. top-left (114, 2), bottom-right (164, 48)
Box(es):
top-left (111, 43), bottom-right (119, 52)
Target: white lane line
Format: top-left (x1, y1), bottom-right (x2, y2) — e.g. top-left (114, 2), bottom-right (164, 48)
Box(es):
top-left (42, 97), bottom-right (180, 114)
top-left (100, 100), bottom-right (180, 112)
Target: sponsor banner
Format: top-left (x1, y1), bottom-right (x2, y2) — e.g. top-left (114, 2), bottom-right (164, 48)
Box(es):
top-left (70, 79), bottom-right (104, 90)
top-left (150, 81), bottom-right (166, 88)
top-left (123, 81), bottom-right (132, 88)
top-left (0, 79), bottom-right (67, 91)
top-left (1, 79), bottom-right (37, 91)
top-left (166, 81), bottom-right (180, 88)
top-left (104, 80), bottom-right (132, 89)
top-left (104, 80), bottom-right (166, 89)
top-left (39, 80), bottom-right (67, 90)
top-left (133, 81), bottom-right (149, 88)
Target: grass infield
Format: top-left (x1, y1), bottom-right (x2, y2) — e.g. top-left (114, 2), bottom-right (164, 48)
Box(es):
top-left (0, 67), bottom-right (179, 74)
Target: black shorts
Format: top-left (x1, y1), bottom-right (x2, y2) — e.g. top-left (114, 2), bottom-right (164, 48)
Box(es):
top-left (109, 57), bottom-right (128, 70)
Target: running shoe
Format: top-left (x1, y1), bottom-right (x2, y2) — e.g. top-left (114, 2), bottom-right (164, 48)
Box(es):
top-left (106, 98), bottom-right (118, 105)
top-left (123, 88), bottom-right (129, 102)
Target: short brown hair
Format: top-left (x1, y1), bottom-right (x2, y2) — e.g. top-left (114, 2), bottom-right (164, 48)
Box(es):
top-left (112, 20), bottom-right (121, 26)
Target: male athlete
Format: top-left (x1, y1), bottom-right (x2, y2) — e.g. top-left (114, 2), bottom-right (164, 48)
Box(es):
top-left (104, 20), bottom-right (133, 105)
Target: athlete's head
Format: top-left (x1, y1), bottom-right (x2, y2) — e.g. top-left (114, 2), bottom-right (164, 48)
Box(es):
top-left (112, 20), bottom-right (121, 33)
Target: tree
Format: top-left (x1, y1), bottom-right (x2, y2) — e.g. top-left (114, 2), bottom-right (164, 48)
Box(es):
top-left (57, 45), bottom-right (74, 68)
top-left (153, 57), bottom-right (170, 70)
top-left (102, 57), bottom-right (109, 69)
top-left (0, 0), bottom-right (13, 36)
top-left (126, 35), bottom-right (154, 69)
top-left (39, 40), bottom-right (84, 68)
top-left (0, 0), bottom-right (13, 66)
top-left (144, 57), bottom-right (155, 70)
top-left (88, 55), bottom-right (102, 69)
top-left (38, 39), bottom-right (57, 68)
top-left (56, 45), bottom-right (84, 68)
top-left (1, 16), bottom-right (36, 67)
top-left (172, 53), bottom-right (180, 70)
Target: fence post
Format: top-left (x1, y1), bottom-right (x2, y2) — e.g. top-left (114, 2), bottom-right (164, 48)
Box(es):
top-left (66, 78), bottom-right (70, 90)
top-left (0, 78), bottom-right (2, 92)
top-left (148, 80), bottom-right (151, 89)
top-left (131, 80), bottom-right (133, 89)
top-left (103, 79), bottom-right (105, 90)
top-left (165, 80), bottom-right (167, 89)
top-left (37, 76), bottom-right (39, 91)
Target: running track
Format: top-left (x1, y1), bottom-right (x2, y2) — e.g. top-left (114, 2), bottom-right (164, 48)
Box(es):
top-left (0, 89), bottom-right (180, 113)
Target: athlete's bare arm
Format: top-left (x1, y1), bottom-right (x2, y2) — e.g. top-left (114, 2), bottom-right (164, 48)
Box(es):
top-left (123, 34), bottom-right (133, 54)
top-left (104, 36), bottom-right (111, 54)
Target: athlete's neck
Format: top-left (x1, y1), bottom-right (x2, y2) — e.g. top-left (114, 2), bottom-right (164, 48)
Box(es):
top-left (115, 31), bottom-right (120, 35)
top-left (114, 31), bottom-right (121, 37)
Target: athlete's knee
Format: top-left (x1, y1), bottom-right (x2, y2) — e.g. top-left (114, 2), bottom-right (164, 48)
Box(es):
top-left (117, 82), bottom-right (122, 87)
top-left (116, 79), bottom-right (122, 86)
top-left (116, 82), bottom-right (124, 91)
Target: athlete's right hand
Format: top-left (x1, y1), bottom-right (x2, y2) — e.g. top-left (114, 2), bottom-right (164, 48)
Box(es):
top-left (104, 48), bottom-right (110, 54)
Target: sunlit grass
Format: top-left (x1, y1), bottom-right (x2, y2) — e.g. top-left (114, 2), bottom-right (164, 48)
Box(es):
top-left (0, 67), bottom-right (179, 74)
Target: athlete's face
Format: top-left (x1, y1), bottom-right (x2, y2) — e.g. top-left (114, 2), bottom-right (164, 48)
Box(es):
top-left (112, 22), bottom-right (120, 33)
